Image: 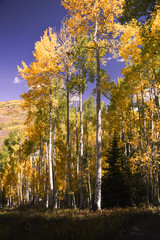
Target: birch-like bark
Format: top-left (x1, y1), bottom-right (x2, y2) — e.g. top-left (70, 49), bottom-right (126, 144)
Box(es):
top-left (67, 72), bottom-right (72, 208)
top-left (79, 89), bottom-right (85, 209)
top-left (76, 100), bottom-right (79, 178)
top-left (149, 88), bottom-right (156, 205)
top-left (45, 142), bottom-right (49, 208)
top-left (52, 119), bottom-right (58, 208)
top-left (48, 87), bottom-right (54, 207)
top-left (86, 120), bottom-right (92, 208)
top-left (94, 18), bottom-right (102, 210)
top-left (140, 78), bottom-right (149, 208)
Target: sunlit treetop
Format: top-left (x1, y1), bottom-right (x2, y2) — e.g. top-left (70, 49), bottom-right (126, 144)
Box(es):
top-left (61, 0), bottom-right (125, 38)
top-left (32, 28), bottom-right (61, 75)
top-left (18, 27), bottom-right (62, 90)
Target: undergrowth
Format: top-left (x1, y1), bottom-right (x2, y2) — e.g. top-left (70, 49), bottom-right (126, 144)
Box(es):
top-left (0, 206), bottom-right (158, 240)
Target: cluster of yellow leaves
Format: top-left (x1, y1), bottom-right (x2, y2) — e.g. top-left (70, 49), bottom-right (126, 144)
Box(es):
top-left (151, 6), bottom-right (160, 34)
top-left (62, 0), bottom-right (125, 51)
top-left (119, 20), bottom-right (142, 64)
top-left (33, 28), bottom-right (61, 74)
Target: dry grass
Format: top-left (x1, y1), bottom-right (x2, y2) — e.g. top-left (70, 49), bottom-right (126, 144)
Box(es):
top-left (0, 99), bottom-right (26, 147)
top-left (0, 207), bottom-right (158, 240)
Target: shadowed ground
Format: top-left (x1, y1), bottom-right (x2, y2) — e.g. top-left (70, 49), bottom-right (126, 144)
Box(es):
top-left (0, 208), bottom-right (160, 240)
top-left (117, 214), bottom-right (160, 240)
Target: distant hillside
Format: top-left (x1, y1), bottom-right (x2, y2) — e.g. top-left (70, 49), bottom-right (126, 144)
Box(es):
top-left (0, 100), bottom-right (26, 148)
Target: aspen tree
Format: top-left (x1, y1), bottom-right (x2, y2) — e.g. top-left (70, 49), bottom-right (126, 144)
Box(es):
top-left (83, 96), bottom-right (96, 207)
top-left (18, 28), bottom-right (61, 207)
top-left (62, 0), bottom-right (125, 210)
top-left (119, 6), bottom-right (160, 206)
top-left (70, 36), bottom-right (95, 208)
top-left (58, 20), bottom-right (75, 208)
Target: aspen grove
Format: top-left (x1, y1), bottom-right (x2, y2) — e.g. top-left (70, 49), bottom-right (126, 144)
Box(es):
top-left (0, 1), bottom-right (160, 210)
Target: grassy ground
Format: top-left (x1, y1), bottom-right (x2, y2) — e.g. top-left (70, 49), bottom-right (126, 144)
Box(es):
top-left (0, 99), bottom-right (26, 147)
top-left (0, 207), bottom-right (158, 240)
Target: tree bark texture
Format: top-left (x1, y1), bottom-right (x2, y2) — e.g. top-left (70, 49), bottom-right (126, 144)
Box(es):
top-left (94, 44), bottom-right (101, 211)
top-left (48, 87), bottom-right (54, 207)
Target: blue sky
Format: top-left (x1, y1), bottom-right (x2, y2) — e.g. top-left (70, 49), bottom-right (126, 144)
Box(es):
top-left (0, 0), bottom-right (125, 102)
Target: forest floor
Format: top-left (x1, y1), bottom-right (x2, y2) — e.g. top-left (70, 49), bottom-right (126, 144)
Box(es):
top-left (117, 212), bottom-right (160, 240)
top-left (0, 207), bottom-right (160, 240)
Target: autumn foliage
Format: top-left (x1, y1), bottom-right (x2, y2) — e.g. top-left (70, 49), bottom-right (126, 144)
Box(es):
top-left (0, 1), bottom-right (160, 210)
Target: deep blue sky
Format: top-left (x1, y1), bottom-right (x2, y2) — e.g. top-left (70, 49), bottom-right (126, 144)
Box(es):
top-left (0, 0), bottom-right (125, 102)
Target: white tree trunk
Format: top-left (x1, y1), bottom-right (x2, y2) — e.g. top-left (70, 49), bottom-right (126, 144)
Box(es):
top-left (94, 43), bottom-right (102, 211)
top-left (67, 80), bottom-right (72, 208)
top-left (79, 89), bottom-right (85, 209)
top-left (48, 87), bottom-right (54, 207)
top-left (52, 120), bottom-right (58, 208)
top-left (140, 78), bottom-right (149, 208)
top-left (76, 99), bottom-right (79, 178)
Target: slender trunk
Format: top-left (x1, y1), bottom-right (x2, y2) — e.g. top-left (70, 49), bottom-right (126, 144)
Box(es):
top-left (40, 141), bottom-right (45, 205)
top-left (121, 112), bottom-right (128, 159)
top-left (149, 88), bottom-right (157, 205)
top-left (48, 87), bottom-right (54, 207)
top-left (37, 149), bottom-right (41, 204)
top-left (79, 89), bottom-right (85, 209)
top-left (140, 78), bottom-right (149, 208)
top-left (85, 120), bottom-right (92, 208)
top-left (136, 94), bottom-right (145, 192)
top-left (76, 99), bottom-right (79, 178)
top-left (45, 142), bottom-right (49, 208)
top-left (52, 119), bottom-right (58, 208)
top-left (67, 73), bottom-right (72, 208)
top-left (94, 42), bottom-right (101, 211)
top-left (75, 99), bottom-right (79, 207)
